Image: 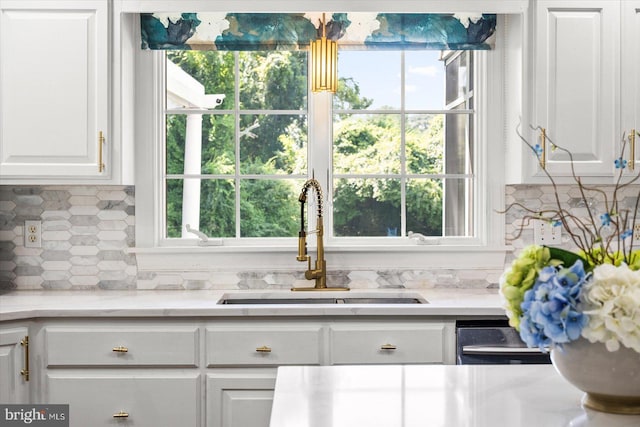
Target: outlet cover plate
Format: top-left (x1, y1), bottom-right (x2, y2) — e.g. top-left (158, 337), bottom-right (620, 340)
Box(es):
top-left (534, 220), bottom-right (562, 246)
top-left (24, 220), bottom-right (42, 248)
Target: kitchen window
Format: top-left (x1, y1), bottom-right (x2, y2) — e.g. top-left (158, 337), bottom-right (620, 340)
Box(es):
top-left (164, 50), bottom-right (308, 239)
top-left (163, 49), bottom-right (477, 242)
top-left (133, 21), bottom-right (507, 270)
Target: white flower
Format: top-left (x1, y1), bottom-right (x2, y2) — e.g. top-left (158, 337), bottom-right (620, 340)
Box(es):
top-left (581, 264), bottom-right (640, 352)
top-left (453, 13), bottom-right (483, 28)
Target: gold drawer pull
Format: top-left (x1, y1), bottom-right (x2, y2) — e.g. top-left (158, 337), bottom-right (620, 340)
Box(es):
top-left (256, 345), bottom-right (272, 353)
top-left (20, 336), bottom-right (29, 381)
top-left (113, 411), bottom-right (129, 418)
top-left (380, 344), bottom-right (397, 350)
top-left (112, 345), bottom-right (128, 353)
top-left (98, 131), bottom-right (106, 172)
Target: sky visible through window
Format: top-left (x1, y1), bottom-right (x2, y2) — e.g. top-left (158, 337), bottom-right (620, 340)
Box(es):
top-left (338, 50), bottom-right (445, 110)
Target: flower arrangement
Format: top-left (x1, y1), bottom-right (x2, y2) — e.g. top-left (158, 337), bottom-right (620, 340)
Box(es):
top-left (500, 126), bottom-right (640, 353)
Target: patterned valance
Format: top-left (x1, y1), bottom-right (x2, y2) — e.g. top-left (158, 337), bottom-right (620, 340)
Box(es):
top-left (141, 12), bottom-right (496, 51)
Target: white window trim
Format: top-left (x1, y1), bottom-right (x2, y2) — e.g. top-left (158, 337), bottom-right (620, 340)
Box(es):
top-left (130, 15), bottom-right (509, 272)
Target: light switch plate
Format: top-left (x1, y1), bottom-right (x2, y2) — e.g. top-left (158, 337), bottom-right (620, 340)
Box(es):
top-left (534, 220), bottom-right (562, 246)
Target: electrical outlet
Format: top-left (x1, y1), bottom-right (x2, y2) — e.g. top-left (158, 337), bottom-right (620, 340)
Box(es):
top-left (635, 224), bottom-right (640, 241)
top-left (534, 219), bottom-right (562, 246)
top-left (24, 220), bottom-right (42, 248)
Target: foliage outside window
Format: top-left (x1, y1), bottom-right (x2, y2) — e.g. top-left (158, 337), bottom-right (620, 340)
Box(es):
top-left (164, 49), bottom-right (476, 242)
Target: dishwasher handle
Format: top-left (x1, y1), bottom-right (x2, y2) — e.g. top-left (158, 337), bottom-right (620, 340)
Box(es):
top-left (462, 345), bottom-right (548, 356)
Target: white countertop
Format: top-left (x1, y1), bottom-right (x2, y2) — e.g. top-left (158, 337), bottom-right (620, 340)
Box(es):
top-left (0, 289), bottom-right (503, 321)
top-left (269, 365), bottom-right (640, 427)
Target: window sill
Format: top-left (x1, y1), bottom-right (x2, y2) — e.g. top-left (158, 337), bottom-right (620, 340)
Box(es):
top-left (130, 244), bottom-right (510, 272)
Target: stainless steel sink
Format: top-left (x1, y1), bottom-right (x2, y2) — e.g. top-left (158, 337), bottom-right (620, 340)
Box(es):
top-left (218, 293), bottom-right (428, 305)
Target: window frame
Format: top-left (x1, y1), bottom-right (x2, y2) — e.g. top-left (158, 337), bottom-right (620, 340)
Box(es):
top-left (162, 50), bottom-right (310, 241)
top-left (328, 49), bottom-right (477, 243)
top-left (132, 22), bottom-right (508, 272)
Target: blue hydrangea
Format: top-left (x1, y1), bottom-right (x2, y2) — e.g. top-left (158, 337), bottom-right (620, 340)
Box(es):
top-left (615, 157), bottom-right (628, 169)
top-left (534, 144), bottom-right (544, 157)
top-left (519, 260), bottom-right (590, 350)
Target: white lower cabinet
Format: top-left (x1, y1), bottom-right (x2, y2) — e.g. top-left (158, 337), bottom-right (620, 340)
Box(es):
top-left (205, 323), bottom-right (323, 367)
top-left (329, 322), bottom-right (454, 365)
top-left (27, 317), bottom-right (455, 427)
top-left (205, 322), bottom-right (323, 427)
top-left (0, 325), bottom-right (30, 404)
top-left (47, 373), bottom-right (200, 427)
top-left (38, 322), bottom-right (201, 427)
top-left (204, 319), bottom-right (454, 427)
top-left (206, 369), bottom-right (276, 427)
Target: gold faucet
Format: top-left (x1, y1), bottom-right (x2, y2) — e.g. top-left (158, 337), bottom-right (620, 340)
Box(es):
top-left (292, 179), bottom-right (349, 291)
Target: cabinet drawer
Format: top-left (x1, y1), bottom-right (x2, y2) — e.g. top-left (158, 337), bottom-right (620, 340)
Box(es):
top-left (45, 327), bottom-right (199, 367)
top-left (206, 325), bottom-right (322, 366)
top-left (47, 373), bottom-right (199, 427)
top-left (329, 323), bottom-right (446, 364)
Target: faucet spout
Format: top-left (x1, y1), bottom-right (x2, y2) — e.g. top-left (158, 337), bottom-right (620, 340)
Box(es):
top-left (292, 179), bottom-right (349, 292)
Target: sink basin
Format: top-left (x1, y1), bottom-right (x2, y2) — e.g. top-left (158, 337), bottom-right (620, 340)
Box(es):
top-left (218, 292), bottom-right (428, 305)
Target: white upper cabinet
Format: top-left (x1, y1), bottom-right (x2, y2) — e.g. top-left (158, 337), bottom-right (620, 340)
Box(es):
top-left (529, 0), bottom-right (620, 181)
top-left (621, 0), bottom-right (640, 175)
top-left (0, 0), bottom-right (110, 183)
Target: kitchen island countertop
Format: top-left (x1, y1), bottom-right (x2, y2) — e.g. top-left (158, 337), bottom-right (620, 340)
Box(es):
top-left (269, 364), bottom-right (640, 427)
top-left (0, 288), bottom-right (503, 321)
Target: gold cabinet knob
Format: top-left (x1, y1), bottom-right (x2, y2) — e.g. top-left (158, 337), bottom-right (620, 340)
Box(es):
top-left (380, 344), bottom-right (397, 350)
top-left (113, 411), bottom-right (129, 418)
top-left (255, 345), bottom-right (272, 353)
top-left (112, 345), bottom-right (128, 353)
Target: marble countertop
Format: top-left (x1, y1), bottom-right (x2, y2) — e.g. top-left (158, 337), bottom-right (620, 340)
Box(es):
top-left (269, 365), bottom-right (640, 427)
top-left (0, 288), bottom-right (503, 321)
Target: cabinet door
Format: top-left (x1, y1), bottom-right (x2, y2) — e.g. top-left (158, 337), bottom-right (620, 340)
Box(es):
top-left (0, 0), bottom-right (108, 179)
top-left (621, 1), bottom-right (640, 175)
top-left (0, 327), bottom-right (29, 403)
top-left (533, 1), bottom-right (619, 178)
top-left (206, 370), bottom-right (275, 427)
top-left (47, 373), bottom-right (200, 427)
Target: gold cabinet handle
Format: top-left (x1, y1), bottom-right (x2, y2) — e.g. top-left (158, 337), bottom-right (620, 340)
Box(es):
top-left (113, 411), bottom-right (129, 418)
top-left (255, 345), bottom-right (272, 353)
top-left (539, 127), bottom-right (547, 169)
top-left (380, 343), bottom-right (397, 350)
top-left (98, 131), bottom-right (106, 172)
top-left (20, 336), bottom-right (29, 381)
top-left (112, 345), bottom-right (128, 353)
top-left (629, 129), bottom-right (636, 171)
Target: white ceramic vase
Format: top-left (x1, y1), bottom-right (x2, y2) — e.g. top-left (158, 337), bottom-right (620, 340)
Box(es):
top-left (551, 337), bottom-right (640, 414)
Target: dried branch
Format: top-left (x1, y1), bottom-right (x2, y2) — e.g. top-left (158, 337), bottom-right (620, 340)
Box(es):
top-left (504, 122), bottom-right (640, 267)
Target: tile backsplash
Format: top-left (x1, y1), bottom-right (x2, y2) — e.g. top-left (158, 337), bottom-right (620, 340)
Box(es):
top-left (0, 186), bottom-right (136, 290)
top-left (1, 184), bottom-right (638, 291)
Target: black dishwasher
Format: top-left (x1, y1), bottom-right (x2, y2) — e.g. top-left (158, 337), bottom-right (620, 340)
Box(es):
top-left (456, 319), bottom-right (551, 365)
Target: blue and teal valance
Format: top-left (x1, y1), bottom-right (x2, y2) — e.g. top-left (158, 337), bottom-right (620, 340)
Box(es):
top-left (141, 12), bottom-right (496, 51)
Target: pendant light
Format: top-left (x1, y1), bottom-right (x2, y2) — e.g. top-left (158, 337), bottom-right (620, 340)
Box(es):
top-left (310, 13), bottom-right (337, 93)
